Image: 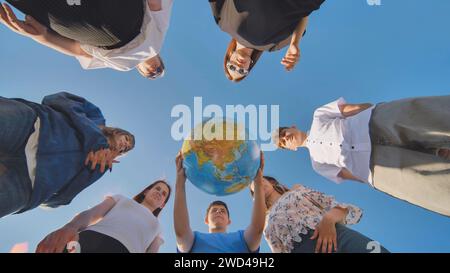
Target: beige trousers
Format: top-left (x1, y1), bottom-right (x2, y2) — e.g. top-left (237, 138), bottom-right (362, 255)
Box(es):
top-left (369, 96), bottom-right (450, 217)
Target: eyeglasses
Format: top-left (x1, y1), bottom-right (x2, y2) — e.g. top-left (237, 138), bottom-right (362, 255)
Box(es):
top-left (226, 61), bottom-right (250, 76)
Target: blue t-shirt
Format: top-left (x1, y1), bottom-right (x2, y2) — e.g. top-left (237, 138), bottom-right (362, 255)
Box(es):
top-left (182, 230), bottom-right (259, 253)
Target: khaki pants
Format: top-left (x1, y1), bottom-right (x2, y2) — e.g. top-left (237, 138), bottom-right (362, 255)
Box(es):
top-left (369, 96), bottom-right (450, 217)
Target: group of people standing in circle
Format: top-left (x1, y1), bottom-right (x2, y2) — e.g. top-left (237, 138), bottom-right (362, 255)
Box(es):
top-left (0, 0), bottom-right (448, 253)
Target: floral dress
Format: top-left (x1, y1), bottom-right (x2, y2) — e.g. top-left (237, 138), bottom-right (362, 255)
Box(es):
top-left (264, 184), bottom-right (363, 253)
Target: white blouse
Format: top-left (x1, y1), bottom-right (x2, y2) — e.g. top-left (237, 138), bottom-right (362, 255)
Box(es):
top-left (306, 97), bottom-right (375, 184)
top-left (76, 0), bottom-right (173, 71)
top-left (264, 184), bottom-right (363, 253)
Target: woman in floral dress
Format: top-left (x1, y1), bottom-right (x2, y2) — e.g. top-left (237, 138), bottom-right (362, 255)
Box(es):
top-left (250, 176), bottom-right (389, 253)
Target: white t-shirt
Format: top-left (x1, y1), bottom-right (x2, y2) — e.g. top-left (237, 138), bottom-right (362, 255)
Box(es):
top-left (75, 0), bottom-right (173, 71)
top-left (306, 97), bottom-right (375, 185)
top-left (86, 194), bottom-right (164, 253)
top-left (25, 117), bottom-right (40, 188)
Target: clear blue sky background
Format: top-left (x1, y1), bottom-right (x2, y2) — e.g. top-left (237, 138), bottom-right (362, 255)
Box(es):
top-left (0, 0), bottom-right (449, 253)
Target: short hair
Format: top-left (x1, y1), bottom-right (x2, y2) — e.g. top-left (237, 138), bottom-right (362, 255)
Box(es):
top-left (272, 127), bottom-right (290, 149)
top-left (206, 200), bottom-right (230, 218)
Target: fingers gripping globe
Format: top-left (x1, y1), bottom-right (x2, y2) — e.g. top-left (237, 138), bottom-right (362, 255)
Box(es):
top-left (181, 118), bottom-right (261, 196)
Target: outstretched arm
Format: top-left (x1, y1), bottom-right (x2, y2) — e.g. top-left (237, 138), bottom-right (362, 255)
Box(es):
top-left (0, 3), bottom-right (91, 58)
top-left (244, 152), bottom-right (266, 252)
top-left (174, 152), bottom-right (195, 253)
top-left (36, 197), bottom-right (116, 253)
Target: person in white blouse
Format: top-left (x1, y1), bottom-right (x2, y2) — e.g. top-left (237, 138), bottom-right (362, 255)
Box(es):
top-left (0, 0), bottom-right (173, 79)
top-left (273, 96), bottom-right (450, 217)
top-left (249, 176), bottom-right (389, 253)
top-left (35, 180), bottom-right (171, 253)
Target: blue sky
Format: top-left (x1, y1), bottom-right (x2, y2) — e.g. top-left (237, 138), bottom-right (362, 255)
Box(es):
top-left (1, 0), bottom-right (449, 253)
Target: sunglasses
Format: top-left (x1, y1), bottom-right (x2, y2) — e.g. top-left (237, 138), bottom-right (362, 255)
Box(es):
top-left (226, 61), bottom-right (250, 76)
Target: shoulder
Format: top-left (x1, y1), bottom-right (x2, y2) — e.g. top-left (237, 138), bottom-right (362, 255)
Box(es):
top-left (106, 194), bottom-right (128, 203)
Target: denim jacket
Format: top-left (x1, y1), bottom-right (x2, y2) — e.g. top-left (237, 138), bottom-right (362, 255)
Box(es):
top-left (14, 92), bottom-right (109, 212)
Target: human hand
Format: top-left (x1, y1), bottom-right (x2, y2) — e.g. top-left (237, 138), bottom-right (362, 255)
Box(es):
top-left (0, 3), bottom-right (48, 41)
top-left (175, 151), bottom-right (187, 185)
top-left (85, 148), bottom-right (120, 173)
top-left (310, 216), bottom-right (338, 253)
top-left (36, 225), bottom-right (79, 253)
top-left (281, 43), bottom-right (301, 71)
top-left (253, 151), bottom-right (265, 186)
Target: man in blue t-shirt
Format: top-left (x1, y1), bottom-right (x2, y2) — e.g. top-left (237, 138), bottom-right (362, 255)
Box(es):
top-left (174, 152), bottom-right (266, 253)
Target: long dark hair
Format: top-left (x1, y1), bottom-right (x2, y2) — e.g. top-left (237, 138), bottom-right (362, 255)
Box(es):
top-left (100, 126), bottom-right (136, 154)
top-left (250, 176), bottom-right (290, 210)
top-left (133, 180), bottom-right (172, 217)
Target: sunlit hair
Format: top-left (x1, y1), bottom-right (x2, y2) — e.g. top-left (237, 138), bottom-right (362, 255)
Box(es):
top-left (272, 127), bottom-right (290, 149)
top-left (223, 38), bottom-right (263, 82)
top-left (206, 200), bottom-right (230, 218)
top-left (100, 126), bottom-right (136, 154)
top-left (133, 180), bottom-right (172, 217)
top-left (250, 176), bottom-right (290, 210)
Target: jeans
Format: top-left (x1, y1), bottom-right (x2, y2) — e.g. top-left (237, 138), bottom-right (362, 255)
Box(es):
top-left (0, 98), bottom-right (36, 218)
top-left (292, 224), bottom-right (390, 253)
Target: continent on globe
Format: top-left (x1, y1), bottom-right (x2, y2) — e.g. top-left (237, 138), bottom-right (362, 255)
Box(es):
top-left (181, 119), bottom-right (261, 196)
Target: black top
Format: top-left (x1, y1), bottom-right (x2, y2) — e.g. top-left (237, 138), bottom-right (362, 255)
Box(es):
top-left (6, 0), bottom-right (144, 49)
top-left (210, 0), bottom-right (325, 51)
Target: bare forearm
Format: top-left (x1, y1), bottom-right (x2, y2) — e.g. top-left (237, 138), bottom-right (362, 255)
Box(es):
top-left (245, 181), bottom-right (266, 251)
top-left (340, 103), bottom-right (373, 117)
top-left (174, 182), bottom-right (192, 238)
top-left (324, 207), bottom-right (348, 224)
top-left (64, 211), bottom-right (98, 232)
top-left (250, 182), bottom-right (266, 234)
top-left (291, 16), bottom-right (309, 45)
top-left (34, 32), bottom-right (91, 58)
top-left (338, 168), bottom-right (365, 183)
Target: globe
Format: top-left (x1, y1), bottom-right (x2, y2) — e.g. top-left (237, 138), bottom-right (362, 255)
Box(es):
top-left (181, 118), bottom-right (261, 196)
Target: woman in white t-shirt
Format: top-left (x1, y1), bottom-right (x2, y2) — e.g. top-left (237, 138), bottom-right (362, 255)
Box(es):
top-left (35, 180), bottom-right (171, 253)
top-left (0, 0), bottom-right (173, 79)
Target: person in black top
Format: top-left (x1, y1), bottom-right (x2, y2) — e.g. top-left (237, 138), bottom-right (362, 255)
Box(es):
top-left (209, 0), bottom-right (325, 82)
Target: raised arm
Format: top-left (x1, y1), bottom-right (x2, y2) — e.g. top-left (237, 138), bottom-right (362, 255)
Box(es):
top-left (244, 152), bottom-right (266, 252)
top-left (174, 152), bottom-right (195, 253)
top-left (0, 3), bottom-right (91, 58)
top-left (36, 197), bottom-right (116, 253)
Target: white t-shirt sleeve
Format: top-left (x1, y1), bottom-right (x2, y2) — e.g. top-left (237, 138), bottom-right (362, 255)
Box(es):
top-left (313, 97), bottom-right (347, 120)
top-left (311, 160), bottom-right (344, 184)
top-left (146, 233), bottom-right (165, 253)
top-left (75, 44), bottom-right (108, 70)
top-left (151, 0), bottom-right (174, 34)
